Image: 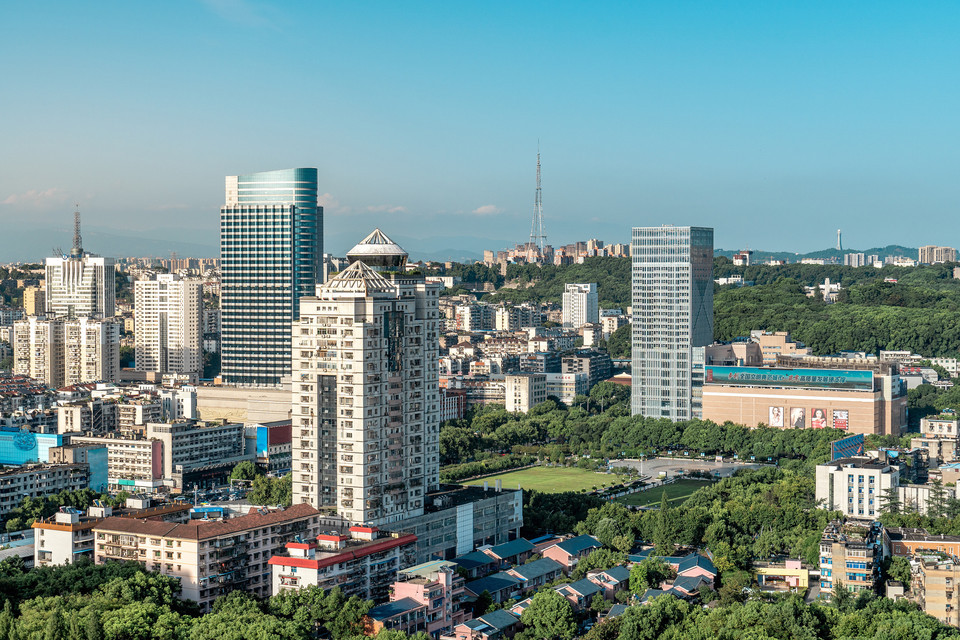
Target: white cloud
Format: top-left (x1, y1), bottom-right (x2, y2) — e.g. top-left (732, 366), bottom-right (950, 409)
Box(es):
top-left (318, 193), bottom-right (351, 215)
top-left (366, 204), bottom-right (408, 214)
top-left (472, 204), bottom-right (503, 216)
top-left (199, 0), bottom-right (281, 30)
top-left (2, 187), bottom-right (67, 206)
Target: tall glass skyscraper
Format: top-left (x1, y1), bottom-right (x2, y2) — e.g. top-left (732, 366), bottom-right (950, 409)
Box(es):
top-left (220, 168), bottom-right (322, 386)
top-left (631, 226), bottom-right (713, 420)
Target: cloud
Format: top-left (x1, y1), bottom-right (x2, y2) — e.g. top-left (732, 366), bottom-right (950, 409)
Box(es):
top-left (472, 204), bottom-right (503, 216)
top-left (366, 204), bottom-right (408, 214)
top-left (318, 193), bottom-right (352, 215)
top-left (2, 187), bottom-right (67, 207)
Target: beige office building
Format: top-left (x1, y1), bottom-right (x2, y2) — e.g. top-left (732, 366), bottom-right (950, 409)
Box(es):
top-left (505, 373), bottom-right (547, 413)
top-left (702, 357), bottom-right (907, 436)
top-left (291, 230), bottom-right (441, 527)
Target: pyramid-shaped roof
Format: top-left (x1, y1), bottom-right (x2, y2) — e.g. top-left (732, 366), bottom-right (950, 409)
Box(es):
top-left (319, 260), bottom-right (396, 296)
top-left (346, 228), bottom-right (408, 269)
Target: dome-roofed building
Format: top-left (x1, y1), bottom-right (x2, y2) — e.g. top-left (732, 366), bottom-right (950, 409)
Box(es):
top-left (346, 228), bottom-right (408, 271)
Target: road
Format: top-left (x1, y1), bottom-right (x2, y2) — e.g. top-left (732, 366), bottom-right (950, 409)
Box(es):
top-left (609, 456), bottom-right (765, 479)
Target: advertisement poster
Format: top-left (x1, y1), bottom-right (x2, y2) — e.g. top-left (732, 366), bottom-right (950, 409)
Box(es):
top-left (790, 407), bottom-right (805, 428)
top-left (769, 406), bottom-right (784, 427)
top-left (811, 408), bottom-right (827, 429)
top-left (833, 410), bottom-right (849, 430)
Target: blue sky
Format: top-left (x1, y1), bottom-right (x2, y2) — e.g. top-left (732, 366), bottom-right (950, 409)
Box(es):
top-left (2, 1), bottom-right (959, 258)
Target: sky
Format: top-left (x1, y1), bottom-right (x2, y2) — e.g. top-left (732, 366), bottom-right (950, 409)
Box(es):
top-left (2, 1), bottom-right (960, 259)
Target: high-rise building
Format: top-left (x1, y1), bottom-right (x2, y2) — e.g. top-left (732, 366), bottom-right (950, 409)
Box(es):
top-left (561, 283), bottom-right (598, 329)
top-left (220, 168), bottom-right (322, 387)
top-left (919, 245), bottom-right (957, 264)
top-left (134, 274), bottom-right (203, 377)
top-left (291, 229), bottom-right (440, 526)
top-left (631, 226), bottom-right (713, 420)
top-left (44, 210), bottom-right (115, 319)
top-left (843, 253), bottom-right (866, 267)
top-left (14, 316), bottom-right (121, 388)
top-left (23, 287), bottom-right (45, 316)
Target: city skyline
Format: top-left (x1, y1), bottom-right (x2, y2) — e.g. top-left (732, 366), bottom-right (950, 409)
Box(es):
top-left (4, 2), bottom-right (960, 260)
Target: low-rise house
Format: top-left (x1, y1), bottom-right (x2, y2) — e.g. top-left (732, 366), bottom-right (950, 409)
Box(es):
top-left (453, 550), bottom-right (499, 579)
top-left (753, 560), bottom-right (810, 592)
top-left (464, 572), bottom-right (521, 604)
top-left (446, 609), bottom-right (520, 640)
top-left (481, 538), bottom-right (535, 568)
top-left (556, 578), bottom-right (603, 611)
top-left (366, 598), bottom-right (427, 638)
top-left (504, 557), bottom-right (563, 594)
top-left (542, 534), bottom-right (601, 574)
top-left (587, 565), bottom-right (631, 599)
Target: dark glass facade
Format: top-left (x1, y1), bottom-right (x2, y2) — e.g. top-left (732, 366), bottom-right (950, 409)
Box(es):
top-left (220, 168), bottom-right (322, 386)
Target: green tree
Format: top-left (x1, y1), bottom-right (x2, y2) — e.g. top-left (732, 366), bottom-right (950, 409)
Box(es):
top-left (879, 486), bottom-right (901, 515)
top-left (928, 479), bottom-right (948, 518)
top-left (887, 556), bottom-right (912, 590)
top-left (629, 558), bottom-right (674, 595)
top-left (43, 609), bottom-right (67, 640)
top-left (229, 460), bottom-right (261, 482)
top-left (520, 589), bottom-right (577, 640)
top-left (85, 612), bottom-right (105, 640)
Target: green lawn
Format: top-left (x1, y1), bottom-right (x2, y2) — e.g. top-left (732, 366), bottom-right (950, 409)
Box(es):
top-left (615, 479), bottom-right (714, 507)
top-left (463, 467), bottom-right (613, 493)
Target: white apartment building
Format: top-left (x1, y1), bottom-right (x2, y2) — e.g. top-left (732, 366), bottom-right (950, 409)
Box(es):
top-left (13, 316), bottom-right (121, 388)
top-left (291, 229), bottom-right (441, 527)
top-left (505, 373), bottom-right (547, 413)
top-left (561, 283), bottom-right (598, 330)
top-left (631, 226), bottom-right (714, 420)
top-left (45, 254), bottom-right (115, 319)
top-left (94, 503), bottom-right (322, 612)
top-left (815, 457), bottom-right (899, 520)
top-left (135, 275), bottom-right (203, 377)
top-left (544, 372), bottom-right (589, 405)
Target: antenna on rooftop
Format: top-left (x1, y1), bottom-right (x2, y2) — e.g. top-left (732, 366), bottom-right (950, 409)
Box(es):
top-left (528, 143), bottom-right (546, 258)
top-left (71, 203), bottom-right (83, 257)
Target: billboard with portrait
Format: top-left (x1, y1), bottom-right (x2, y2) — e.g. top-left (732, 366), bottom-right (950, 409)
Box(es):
top-left (811, 408), bottom-right (827, 429)
top-left (790, 407), bottom-right (805, 428)
top-left (769, 406), bottom-right (784, 428)
top-left (832, 410), bottom-right (849, 430)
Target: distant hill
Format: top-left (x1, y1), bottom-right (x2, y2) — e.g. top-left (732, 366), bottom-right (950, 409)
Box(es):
top-left (715, 245), bottom-right (916, 263)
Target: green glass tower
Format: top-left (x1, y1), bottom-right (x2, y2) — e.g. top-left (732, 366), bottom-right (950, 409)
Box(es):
top-left (220, 168), bottom-right (322, 386)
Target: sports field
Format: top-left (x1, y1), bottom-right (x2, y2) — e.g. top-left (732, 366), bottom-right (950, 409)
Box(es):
top-left (615, 479), bottom-right (714, 507)
top-left (463, 466), bottom-right (614, 493)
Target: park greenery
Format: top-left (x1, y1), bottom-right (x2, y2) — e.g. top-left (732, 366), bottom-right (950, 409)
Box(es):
top-left (437, 255), bottom-right (960, 359)
top-left (0, 558), bottom-right (426, 640)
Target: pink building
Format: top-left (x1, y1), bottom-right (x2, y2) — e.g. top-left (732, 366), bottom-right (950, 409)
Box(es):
top-left (541, 534), bottom-right (601, 575)
top-left (365, 560), bottom-right (467, 638)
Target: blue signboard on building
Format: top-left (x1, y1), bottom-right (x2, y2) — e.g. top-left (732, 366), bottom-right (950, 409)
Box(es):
top-left (0, 429), bottom-right (63, 465)
top-left (705, 366), bottom-right (874, 391)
